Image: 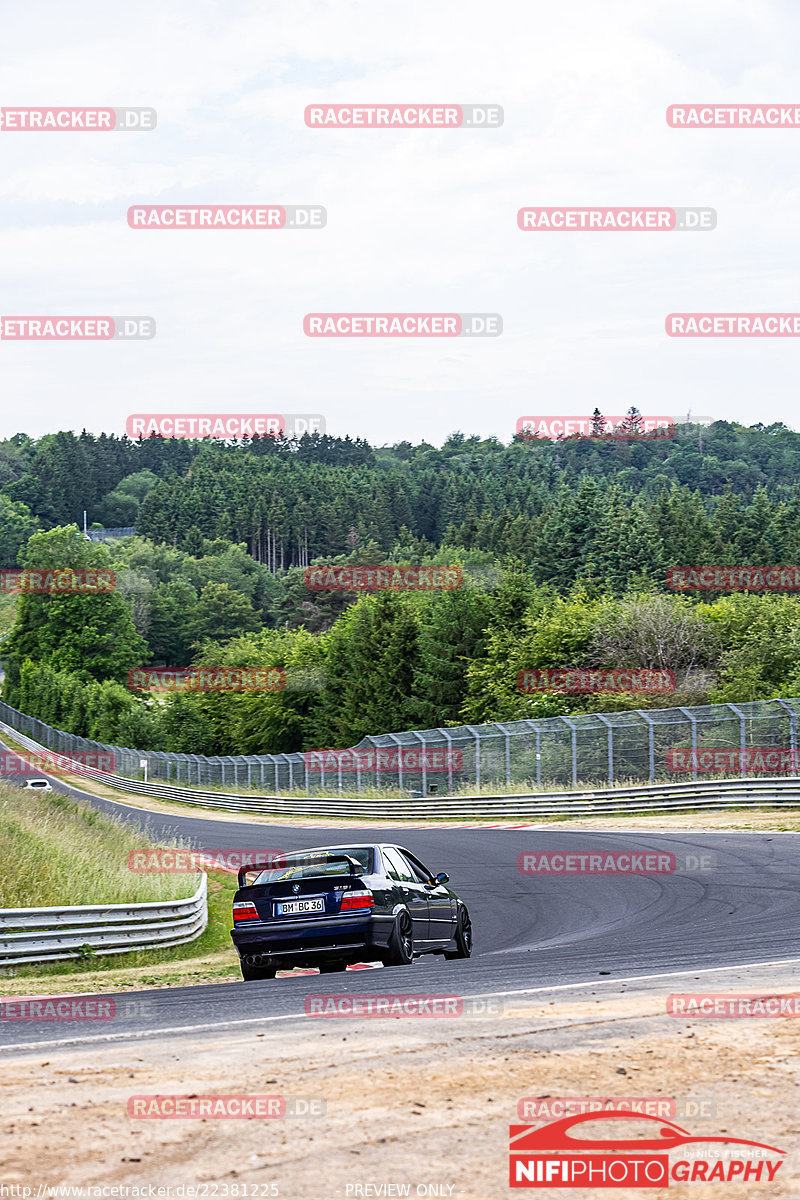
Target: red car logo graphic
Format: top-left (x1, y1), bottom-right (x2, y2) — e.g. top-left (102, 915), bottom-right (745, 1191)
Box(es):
top-left (509, 1111), bottom-right (785, 1188)
top-left (510, 1110), bottom-right (785, 1155)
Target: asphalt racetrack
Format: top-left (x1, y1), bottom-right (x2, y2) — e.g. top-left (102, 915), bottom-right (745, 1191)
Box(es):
top-left (1, 743), bottom-right (798, 1052)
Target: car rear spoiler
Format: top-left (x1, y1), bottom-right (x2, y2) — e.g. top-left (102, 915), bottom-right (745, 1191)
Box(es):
top-left (237, 853), bottom-right (365, 889)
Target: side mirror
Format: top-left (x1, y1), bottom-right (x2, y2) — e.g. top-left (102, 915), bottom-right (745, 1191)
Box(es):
top-left (435, 871), bottom-right (449, 885)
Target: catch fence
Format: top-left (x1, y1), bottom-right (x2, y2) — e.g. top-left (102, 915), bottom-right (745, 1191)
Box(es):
top-left (1, 697), bottom-right (799, 795)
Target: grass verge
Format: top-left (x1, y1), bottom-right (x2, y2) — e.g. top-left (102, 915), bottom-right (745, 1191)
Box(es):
top-left (0, 781), bottom-right (197, 907)
top-left (0, 779), bottom-right (241, 987)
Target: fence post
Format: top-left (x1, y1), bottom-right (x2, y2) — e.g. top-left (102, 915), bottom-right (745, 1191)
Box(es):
top-left (524, 721), bottom-right (542, 788)
top-left (439, 728), bottom-right (454, 794)
top-left (560, 717), bottom-right (578, 786)
top-left (775, 699), bottom-right (797, 773)
top-left (384, 734), bottom-right (403, 793)
top-left (496, 723), bottom-right (512, 786)
top-left (636, 710), bottom-right (656, 783)
top-left (536, 729), bottom-right (541, 787)
top-left (359, 736), bottom-right (380, 792)
top-left (726, 703), bottom-right (747, 777)
top-left (412, 731), bottom-right (427, 795)
top-left (596, 714), bottom-right (614, 785)
top-left (677, 707), bottom-right (698, 780)
top-left (465, 725), bottom-right (481, 790)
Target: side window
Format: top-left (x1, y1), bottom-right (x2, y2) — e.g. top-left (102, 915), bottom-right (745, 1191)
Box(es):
top-left (402, 853), bottom-right (433, 885)
top-left (381, 848), bottom-right (400, 881)
top-left (382, 847), bottom-right (414, 883)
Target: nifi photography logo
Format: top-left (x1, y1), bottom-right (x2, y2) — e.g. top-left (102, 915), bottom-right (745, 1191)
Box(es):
top-left (509, 1111), bottom-right (784, 1187)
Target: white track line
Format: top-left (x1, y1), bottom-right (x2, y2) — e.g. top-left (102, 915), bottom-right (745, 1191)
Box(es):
top-left (3, 955), bottom-right (800, 1054)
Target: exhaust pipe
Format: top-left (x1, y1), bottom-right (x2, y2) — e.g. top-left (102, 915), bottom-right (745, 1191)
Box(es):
top-left (245, 954), bottom-right (264, 965)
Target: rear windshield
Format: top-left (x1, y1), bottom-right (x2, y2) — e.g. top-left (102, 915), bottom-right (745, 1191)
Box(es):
top-left (252, 847), bottom-right (373, 884)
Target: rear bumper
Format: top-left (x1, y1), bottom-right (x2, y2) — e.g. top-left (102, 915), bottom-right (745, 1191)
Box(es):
top-left (230, 913), bottom-right (393, 962)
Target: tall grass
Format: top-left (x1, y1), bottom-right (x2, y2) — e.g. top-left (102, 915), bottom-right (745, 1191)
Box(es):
top-left (0, 782), bottom-right (198, 908)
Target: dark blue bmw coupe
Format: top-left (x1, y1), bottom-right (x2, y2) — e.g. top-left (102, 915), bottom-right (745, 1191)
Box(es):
top-left (230, 843), bottom-right (472, 980)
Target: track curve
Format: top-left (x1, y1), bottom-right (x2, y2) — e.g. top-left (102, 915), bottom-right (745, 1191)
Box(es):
top-left (1, 738), bottom-right (798, 1051)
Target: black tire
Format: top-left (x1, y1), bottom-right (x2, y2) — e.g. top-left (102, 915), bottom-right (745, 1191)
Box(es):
top-left (444, 905), bottom-right (472, 959)
top-left (383, 910), bottom-right (414, 966)
top-left (240, 961), bottom-right (277, 981)
top-left (318, 961), bottom-right (347, 973)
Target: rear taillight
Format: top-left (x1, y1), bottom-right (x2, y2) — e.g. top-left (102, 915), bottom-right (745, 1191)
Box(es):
top-left (340, 892), bottom-right (374, 912)
top-left (233, 901), bottom-right (260, 922)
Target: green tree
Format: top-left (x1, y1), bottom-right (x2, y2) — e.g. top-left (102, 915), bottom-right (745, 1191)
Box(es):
top-left (187, 582), bottom-right (260, 645)
top-left (411, 587), bottom-right (491, 727)
top-left (147, 580), bottom-right (201, 666)
top-left (2, 526), bottom-right (147, 698)
top-left (0, 495), bottom-right (39, 564)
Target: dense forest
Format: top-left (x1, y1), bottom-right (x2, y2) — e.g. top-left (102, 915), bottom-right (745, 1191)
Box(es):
top-left (3, 419), bottom-right (800, 757)
top-left (3, 419), bottom-right (800, 571)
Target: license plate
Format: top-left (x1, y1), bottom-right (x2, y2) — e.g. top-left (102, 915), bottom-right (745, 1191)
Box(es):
top-left (275, 896), bottom-right (325, 916)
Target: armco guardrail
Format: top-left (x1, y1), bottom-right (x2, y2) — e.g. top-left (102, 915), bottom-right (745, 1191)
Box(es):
top-left (2, 718), bottom-right (799, 820)
top-left (0, 874), bottom-right (207, 967)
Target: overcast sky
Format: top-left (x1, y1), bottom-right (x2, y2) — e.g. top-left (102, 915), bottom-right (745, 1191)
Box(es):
top-left (1, 0), bottom-right (799, 447)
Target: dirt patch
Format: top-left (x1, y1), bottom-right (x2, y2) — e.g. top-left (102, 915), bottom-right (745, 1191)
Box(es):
top-left (0, 965), bottom-right (797, 1197)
